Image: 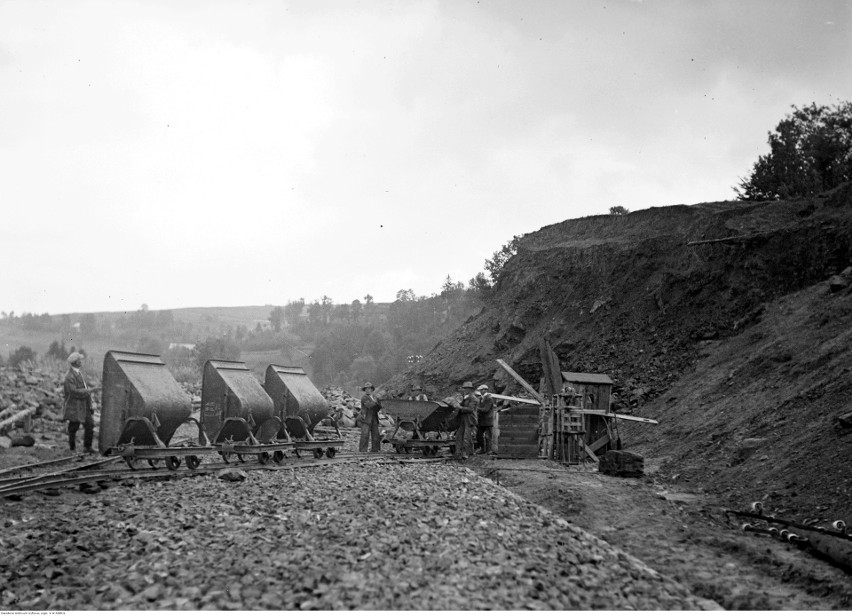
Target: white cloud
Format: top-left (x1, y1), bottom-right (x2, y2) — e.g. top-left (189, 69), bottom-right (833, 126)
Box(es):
top-left (1, 0), bottom-right (851, 314)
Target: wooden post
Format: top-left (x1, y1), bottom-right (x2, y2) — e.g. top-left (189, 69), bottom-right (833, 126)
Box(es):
top-left (493, 408), bottom-right (499, 454)
top-left (539, 338), bottom-right (563, 398)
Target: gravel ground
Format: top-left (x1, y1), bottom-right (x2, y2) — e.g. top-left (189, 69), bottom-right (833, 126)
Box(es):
top-left (0, 461), bottom-right (716, 610)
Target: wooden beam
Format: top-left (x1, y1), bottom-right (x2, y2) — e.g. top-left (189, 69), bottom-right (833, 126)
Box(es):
top-left (0, 407), bottom-right (37, 431)
top-left (583, 443), bottom-right (600, 463)
top-left (490, 393), bottom-right (542, 406)
top-left (539, 338), bottom-right (563, 398)
top-left (496, 359), bottom-right (546, 405)
top-left (589, 434), bottom-right (610, 453)
top-left (572, 409), bottom-right (659, 425)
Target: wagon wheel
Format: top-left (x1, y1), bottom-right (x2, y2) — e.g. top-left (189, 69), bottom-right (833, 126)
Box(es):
top-left (185, 455), bottom-right (201, 470)
top-left (147, 458), bottom-right (159, 468)
top-left (313, 448), bottom-right (324, 459)
top-left (257, 451), bottom-right (270, 465)
top-left (220, 452), bottom-right (231, 464)
top-left (165, 456), bottom-right (181, 471)
top-left (272, 450), bottom-right (285, 464)
top-left (326, 447), bottom-right (337, 459)
top-left (125, 456), bottom-right (137, 470)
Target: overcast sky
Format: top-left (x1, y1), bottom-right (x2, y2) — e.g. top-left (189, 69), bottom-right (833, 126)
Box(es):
top-left (2, 0), bottom-right (850, 316)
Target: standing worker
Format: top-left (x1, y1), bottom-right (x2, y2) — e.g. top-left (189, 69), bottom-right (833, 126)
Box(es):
top-left (359, 382), bottom-right (383, 453)
top-left (454, 381), bottom-right (477, 460)
top-left (475, 384), bottom-right (495, 454)
top-left (63, 352), bottom-right (101, 454)
top-left (408, 384), bottom-right (428, 402)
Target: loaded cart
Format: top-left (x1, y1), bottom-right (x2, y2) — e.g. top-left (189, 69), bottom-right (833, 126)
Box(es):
top-left (100, 351), bottom-right (215, 470)
top-left (264, 365), bottom-right (344, 458)
top-left (381, 399), bottom-right (459, 456)
top-left (200, 360), bottom-right (298, 464)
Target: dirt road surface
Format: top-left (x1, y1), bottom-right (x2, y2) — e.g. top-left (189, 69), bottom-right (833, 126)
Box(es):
top-left (467, 456), bottom-right (852, 610)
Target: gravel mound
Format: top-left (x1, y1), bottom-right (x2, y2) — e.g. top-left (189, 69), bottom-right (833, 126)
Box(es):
top-left (0, 463), bottom-right (714, 610)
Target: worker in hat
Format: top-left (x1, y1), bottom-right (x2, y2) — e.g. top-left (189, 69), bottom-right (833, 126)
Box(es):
top-left (453, 381), bottom-right (478, 460)
top-left (63, 352), bottom-right (101, 454)
top-left (358, 382), bottom-right (383, 453)
top-left (475, 384), bottom-right (495, 454)
top-left (408, 384), bottom-right (428, 402)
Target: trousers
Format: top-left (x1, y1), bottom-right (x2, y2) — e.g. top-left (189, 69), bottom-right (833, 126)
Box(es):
top-left (68, 420), bottom-right (93, 451)
top-left (476, 424), bottom-right (493, 453)
top-left (359, 412), bottom-right (381, 453)
top-left (454, 413), bottom-right (476, 458)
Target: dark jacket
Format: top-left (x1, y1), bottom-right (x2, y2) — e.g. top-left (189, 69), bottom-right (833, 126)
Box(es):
top-left (477, 393), bottom-right (495, 427)
top-left (360, 393), bottom-right (382, 421)
top-left (459, 393), bottom-right (477, 415)
top-left (63, 368), bottom-right (93, 423)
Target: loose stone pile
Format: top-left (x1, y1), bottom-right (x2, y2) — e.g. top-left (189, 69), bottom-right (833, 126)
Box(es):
top-left (0, 463), bottom-right (714, 610)
top-left (321, 387), bottom-right (360, 428)
top-left (0, 366), bottom-right (72, 449)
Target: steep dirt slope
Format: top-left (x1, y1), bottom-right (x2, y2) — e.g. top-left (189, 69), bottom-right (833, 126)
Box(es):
top-left (623, 272), bottom-right (852, 519)
top-left (398, 185), bottom-right (851, 401)
top-left (387, 184), bottom-right (852, 515)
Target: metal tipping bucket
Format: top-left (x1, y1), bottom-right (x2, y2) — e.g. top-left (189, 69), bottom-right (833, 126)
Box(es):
top-left (100, 351), bottom-right (192, 454)
top-left (263, 365), bottom-right (331, 432)
top-left (200, 359), bottom-right (275, 442)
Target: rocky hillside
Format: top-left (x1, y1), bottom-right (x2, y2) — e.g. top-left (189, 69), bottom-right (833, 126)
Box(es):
top-left (388, 183), bottom-right (852, 516)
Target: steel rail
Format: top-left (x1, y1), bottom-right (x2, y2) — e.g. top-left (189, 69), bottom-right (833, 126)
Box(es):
top-left (0, 454), bottom-right (84, 478)
top-left (0, 456), bottom-right (124, 490)
top-left (0, 452), bottom-right (450, 498)
top-left (726, 509), bottom-right (852, 542)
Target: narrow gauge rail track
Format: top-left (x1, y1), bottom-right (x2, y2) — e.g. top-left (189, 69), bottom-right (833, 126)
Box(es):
top-left (0, 454), bottom-right (88, 478)
top-left (0, 451), bottom-right (449, 499)
top-left (0, 455), bottom-right (125, 490)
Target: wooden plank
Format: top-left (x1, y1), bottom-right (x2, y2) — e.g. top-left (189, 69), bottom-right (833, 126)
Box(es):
top-left (501, 409), bottom-right (540, 415)
top-left (589, 434), bottom-right (610, 453)
top-left (500, 411), bottom-right (541, 419)
top-left (497, 434), bottom-right (539, 443)
top-left (501, 407), bottom-right (541, 414)
top-left (500, 419), bottom-right (540, 427)
top-left (539, 338), bottom-right (563, 397)
top-left (498, 432), bottom-right (539, 440)
top-left (491, 393), bottom-right (542, 406)
top-left (572, 409), bottom-right (659, 425)
top-left (499, 426), bottom-right (539, 433)
top-left (496, 359), bottom-right (546, 405)
top-left (583, 443), bottom-right (600, 463)
top-left (0, 407), bottom-right (37, 431)
top-left (497, 446), bottom-right (540, 453)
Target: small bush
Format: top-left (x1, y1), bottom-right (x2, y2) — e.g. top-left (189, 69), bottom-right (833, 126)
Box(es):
top-left (9, 346), bottom-right (37, 367)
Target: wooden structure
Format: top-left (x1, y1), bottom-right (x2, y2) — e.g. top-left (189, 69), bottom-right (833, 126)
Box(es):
top-left (560, 372), bottom-right (615, 463)
top-left (561, 372), bottom-right (613, 412)
top-left (495, 404), bottom-right (541, 459)
top-left (493, 358), bottom-right (657, 463)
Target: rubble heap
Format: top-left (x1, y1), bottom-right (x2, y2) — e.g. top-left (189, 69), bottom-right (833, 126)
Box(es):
top-left (0, 366), bottom-right (88, 450)
top-left (321, 386), bottom-right (360, 427)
